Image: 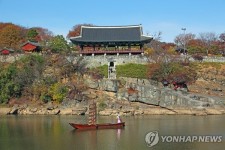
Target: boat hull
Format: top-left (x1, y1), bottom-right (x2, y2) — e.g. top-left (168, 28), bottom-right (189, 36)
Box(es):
top-left (69, 122), bottom-right (125, 130)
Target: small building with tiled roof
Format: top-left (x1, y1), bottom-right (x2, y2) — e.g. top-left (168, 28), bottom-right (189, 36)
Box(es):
top-left (0, 48), bottom-right (14, 55)
top-left (70, 25), bottom-right (152, 55)
top-left (21, 41), bottom-right (41, 53)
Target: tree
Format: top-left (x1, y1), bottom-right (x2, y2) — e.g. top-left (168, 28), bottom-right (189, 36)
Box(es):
top-left (147, 62), bottom-right (197, 85)
top-left (147, 32), bottom-right (198, 86)
top-left (199, 32), bottom-right (218, 55)
top-left (48, 35), bottom-right (70, 53)
top-left (219, 33), bottom-right (225, 42)
top-left (0, 64), bottom-right (21, 103)
top-left (0, 24), bottom-right (26, 49)
top-left (186, 39), bottom-right (205, 54)
top-left (67, 23), bottom-right (93, 39)
top-left (30, 27), bottom-right (54, 53)
top-left (33, 27), bottom-right (54, 43)
top-left (219, 33), bottom-right (225, 54)
top-left (15, 54), bottom-right (45, 86)
top-left (14, 54), bottom-right (45, 99)
top-left (26, 28), bottom-right (38, 42)
top-left (0, 22), bottom-right (14, 30)
top-left (174, 33), bottom-right (195, 49)
top-left (145, 31), bottom-right (169, 63)
top-left (147, 31), bottom-right (163, 51)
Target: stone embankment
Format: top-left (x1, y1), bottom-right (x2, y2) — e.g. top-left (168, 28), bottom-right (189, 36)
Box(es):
top-left (1, 77), bottom-right (224, 116)
top-left (1, 102), bottom-right (224, 116)
top-left (85, 77), bottom-right (225, 107)
top-left (82, 77), bottom-right (225, 116)
top-left (0, 102), bottom-right (88, 115)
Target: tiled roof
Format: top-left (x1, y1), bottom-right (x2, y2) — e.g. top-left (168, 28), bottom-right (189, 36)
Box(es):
top-left (0, 48), bottom-right (14, 52)
top-left (70, 25), bottom-right (152, 43)
top-left (21, 41), bottom-right (41, 47)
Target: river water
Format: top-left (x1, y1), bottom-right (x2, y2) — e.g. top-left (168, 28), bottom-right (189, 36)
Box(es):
top-left (0, 115), bottom-right (224, 150)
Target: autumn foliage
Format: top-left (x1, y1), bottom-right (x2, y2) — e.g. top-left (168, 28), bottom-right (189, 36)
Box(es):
top-left (174, 32), bottom-right (225, 55)
top-left (67, 23), bottom-right (93, 39)
top-left (0, 23), bottom-right (26, 50)
top-left (0, 22), bottom-right (54, 51)
top-left (146, 42), bottom-right (198, 84)
top-left (147, 62), bottom-right (197, 84)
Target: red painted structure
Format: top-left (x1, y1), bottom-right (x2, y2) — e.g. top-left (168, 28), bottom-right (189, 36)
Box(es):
top-left (69, 122), bottom-right (125, 130)
top-left (0, 48), bottom-right (14, 55)
top-left (21, 42), bottom-right (41, 53)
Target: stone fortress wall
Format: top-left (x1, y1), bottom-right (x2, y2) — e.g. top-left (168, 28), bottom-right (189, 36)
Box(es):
top-left (1, 54), bottom-right (225, 67)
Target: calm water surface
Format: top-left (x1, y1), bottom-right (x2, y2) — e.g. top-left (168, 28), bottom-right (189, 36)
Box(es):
top-left (0, 115), bottom-right (225, 150)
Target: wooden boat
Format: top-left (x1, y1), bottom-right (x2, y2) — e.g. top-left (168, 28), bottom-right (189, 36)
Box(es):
top-left (69, 102), bottom-right (125, 130)
top-left (69, 122), bottom-right (125, 130)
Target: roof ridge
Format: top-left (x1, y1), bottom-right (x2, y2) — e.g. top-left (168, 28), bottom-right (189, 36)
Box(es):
top-left (82, 25), bottom-right (142, 29)
top-left (21, 41), bottom-right (40, 47)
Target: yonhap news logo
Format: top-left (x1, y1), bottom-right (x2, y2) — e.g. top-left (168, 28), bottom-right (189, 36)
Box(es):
top-left (145, 131), bottom-right (159, 147)
top-left (145, 131), bottom-right (223, 147)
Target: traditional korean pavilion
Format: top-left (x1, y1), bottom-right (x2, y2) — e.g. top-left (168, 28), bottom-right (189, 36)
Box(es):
top-left (70, 25), bottom-right (152, 55)
top-left (21, 41), bottom-right (41, 53)
top-left (0, 48), bottom-right (14, 55)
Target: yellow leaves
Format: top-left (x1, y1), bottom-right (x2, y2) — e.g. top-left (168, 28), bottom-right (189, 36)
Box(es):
top-left (144, 48), bottom-right (155, 56)
top-left (49, 83), bottom-right (68, 103)
top-left (167, 46), bottom-right (177, 55)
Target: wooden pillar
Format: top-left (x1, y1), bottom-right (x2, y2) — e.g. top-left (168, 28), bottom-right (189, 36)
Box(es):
top-left (140, 44), bottom-right (143, 51)
top-left (80, 45), bottom-right (84, 52)
top-left (128, 44), bottom-right (131, 51)
top-left (93, 45), bottom-right (95, 51)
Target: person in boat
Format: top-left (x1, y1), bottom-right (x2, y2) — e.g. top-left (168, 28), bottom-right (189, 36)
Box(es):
top-left (117, 113), bottom-right (122, 123)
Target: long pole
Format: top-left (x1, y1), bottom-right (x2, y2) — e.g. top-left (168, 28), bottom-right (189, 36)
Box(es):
top-left (181, 28), bottom-right (186, 54)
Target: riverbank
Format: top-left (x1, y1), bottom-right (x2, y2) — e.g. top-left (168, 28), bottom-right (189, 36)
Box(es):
top-left (1, 76), bottom-right (224, 116)
top-left (1, 102), bottom-right (225, 116)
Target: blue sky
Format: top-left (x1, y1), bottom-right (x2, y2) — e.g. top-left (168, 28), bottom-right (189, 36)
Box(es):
top-left (0, 0), bottom-right (225, 42)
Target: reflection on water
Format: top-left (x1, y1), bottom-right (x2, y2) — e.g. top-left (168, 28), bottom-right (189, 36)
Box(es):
top-left (0, 115), bottom-right (225, 150)
top-left (117, 129), bottom-right (121, 140)
top-left (70, 127), bottom-right (124, 149)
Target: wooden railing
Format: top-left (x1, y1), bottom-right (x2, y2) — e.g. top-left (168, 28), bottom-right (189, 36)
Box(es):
top-left (80, 49), bottom-right (144, 54)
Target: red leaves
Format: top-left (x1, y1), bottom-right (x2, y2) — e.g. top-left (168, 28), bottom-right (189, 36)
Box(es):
top-left (66, 24), bottom-right (93, 39)
top-left (147, 62), bottom-right (197, 85)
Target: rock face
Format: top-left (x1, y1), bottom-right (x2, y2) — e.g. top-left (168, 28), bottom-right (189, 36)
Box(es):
top-left (123, 84), bottom-right (222, 109)
top-left (85, 78), bottom-right (119, 92)
top-left (2, 76), bottom-right (224, 116)
top-left (72, 107), bottom-right (87, 115)
top-left (84, 77), bottom-right (225, 109)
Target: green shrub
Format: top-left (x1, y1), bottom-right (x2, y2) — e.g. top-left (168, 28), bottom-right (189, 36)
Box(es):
top-left (40, 94), bottom-right (52, 103)
top-left (0, 64), bottom-right (22, 103)
top-left (49, 83), bottom-right (68, 103)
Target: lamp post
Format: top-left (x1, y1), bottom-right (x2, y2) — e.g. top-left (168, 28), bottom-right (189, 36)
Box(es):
top-left (181, 28), bottom-right (186, 54)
